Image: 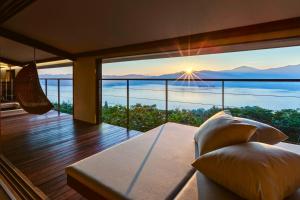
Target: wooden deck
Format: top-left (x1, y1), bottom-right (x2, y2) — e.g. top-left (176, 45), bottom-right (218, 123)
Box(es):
top-left (1, 111), bottom-right (142, 199)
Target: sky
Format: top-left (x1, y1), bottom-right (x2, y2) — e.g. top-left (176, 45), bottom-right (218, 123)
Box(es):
top-left (38, 66), bottom-right (72, 75)
top-left (38, 46), bottom-right (300, 76)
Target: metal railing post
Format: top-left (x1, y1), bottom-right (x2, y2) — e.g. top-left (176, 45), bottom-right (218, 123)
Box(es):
top-left (45, 79), bottom-right (48, 96)
top-left (10, 79), bottom-right (13, 101)
top-left (222, 80), bottom-right (225, 110)
top-left (126, 80), bottom-right (129, 130)
top-left (5, 81), bottom-right (7, 101)
top-left (99, 79), bottom-right (102, 123)
top-left (165, 80), bottom-right (168, 123)
top-left (58, 79), bottom-right (60, 115)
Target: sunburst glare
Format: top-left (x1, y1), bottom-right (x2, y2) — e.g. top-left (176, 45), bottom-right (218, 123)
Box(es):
top-left (176, 67), bottom-right (210, 88)
top-left (185, 68), bottom-right (193, 75)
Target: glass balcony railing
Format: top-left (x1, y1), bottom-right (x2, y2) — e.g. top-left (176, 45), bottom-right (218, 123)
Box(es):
top-left (30, 78), bottom-right (300, 144)
top-left (39, 78), bottom-right (73, 114)
top-left (102, 78), bottom-right (300, 144)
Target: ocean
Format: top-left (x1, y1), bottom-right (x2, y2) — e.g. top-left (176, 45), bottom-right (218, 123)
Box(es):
top-left (41, 81), bottom-right (300, 111)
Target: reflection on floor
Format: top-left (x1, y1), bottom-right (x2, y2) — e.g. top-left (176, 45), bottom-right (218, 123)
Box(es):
top-left (1, 111), bottom-right (141, 199)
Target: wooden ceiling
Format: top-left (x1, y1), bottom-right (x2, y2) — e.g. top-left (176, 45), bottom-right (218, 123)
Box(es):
top-left (1, 0), bottom-right (300, 65)
top-left (0, 0), bottom-right (34, 24)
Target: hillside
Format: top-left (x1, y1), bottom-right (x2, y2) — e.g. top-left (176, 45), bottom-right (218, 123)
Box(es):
top-left (39, 64), bottom-right (300, 79)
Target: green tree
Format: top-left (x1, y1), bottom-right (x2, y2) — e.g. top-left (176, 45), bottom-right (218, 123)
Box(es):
top-left (229, 106), bottom-right (273, 124)
top-left (102, 104), bottom-right (127, 128)
top-left (169, 109), bottom-right (203, 126)
top-left (129, 104), bottom-right (165, 132)
top-left (272, 109), bottom-right (300, 143)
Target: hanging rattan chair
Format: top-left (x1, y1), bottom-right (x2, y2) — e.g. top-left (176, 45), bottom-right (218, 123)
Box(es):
top-left (14, 62), bottom-right (53, 114)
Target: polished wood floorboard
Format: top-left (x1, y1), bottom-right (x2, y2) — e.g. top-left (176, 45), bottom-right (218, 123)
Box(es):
top-left (1, 111), bottom-right (142, 199)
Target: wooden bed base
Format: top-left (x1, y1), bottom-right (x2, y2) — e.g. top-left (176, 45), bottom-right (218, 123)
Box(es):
top-left (67, 175), bottom-right (107, 200)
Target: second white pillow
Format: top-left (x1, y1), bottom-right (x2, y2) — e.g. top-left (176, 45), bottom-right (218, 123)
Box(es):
top-left (194, 111), bottom-right (256, 155)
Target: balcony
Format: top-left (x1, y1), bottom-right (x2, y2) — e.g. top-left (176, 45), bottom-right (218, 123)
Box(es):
top-left (1, 77), bottom-right (298, 199)
top-left (37, 78), bottom-right (300, 144)
top-left (1, 111), bottom-right (141, 199)
top-left (1, 2), bottom-right (300, 199)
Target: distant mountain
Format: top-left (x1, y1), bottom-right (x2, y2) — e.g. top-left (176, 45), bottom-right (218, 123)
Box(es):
top-left (104, 74), bottom-right (147, 79)
top-left (224, 66), bottom-right (259, 73)
top-left (39, 74), bottom-right (72, 79)
top-left (104, 65), bottom-right (300, 90)
top-left (40, 64), bottom-right (300, 80)
top-left (39, 65), bottom-right (300, 89)
top-left (261, 65), bottom-right (300, 75)
top-left (39, 74), bottom-right (148, 79)
top-left (145, 64), bottom-right (300, 79)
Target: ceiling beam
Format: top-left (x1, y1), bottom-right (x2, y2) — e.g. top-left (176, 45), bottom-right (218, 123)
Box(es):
top-left (0, 0), bottom-right (36, 24)
top-left (22, 56), bottom-right (66, 65)
top-left (75, 17), bottom-right (300, 60)
top-left (36, 62), bottom-right (73, 69)
top-left (0, 27), bottom-right (74, 60)
top-left (102, 37), bottom-right (300, 64)
top-left (2, 16), bottom-right (300, 63)
top-left (0, 56), bottom-right (23, 66)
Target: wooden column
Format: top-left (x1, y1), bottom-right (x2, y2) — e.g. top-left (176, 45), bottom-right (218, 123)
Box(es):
top-left (73, 56), bottom-right (101, 124)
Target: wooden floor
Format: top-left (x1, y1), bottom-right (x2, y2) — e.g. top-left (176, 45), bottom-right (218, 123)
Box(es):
top-left (1, 111), bottom-right (142, 199)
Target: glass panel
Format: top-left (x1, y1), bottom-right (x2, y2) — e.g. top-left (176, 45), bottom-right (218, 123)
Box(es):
top-left (102, 80), bottom-right (127, 128)
top-left (168, 80), bottom-right (223, 126)
top-left (129, 80), bottom-right (165, 132)
top-left (47, 80), bottom-right (58, 110)
top-left (60, 79), bottom-right (73, 114)
top-left (39, 79), bottom-right (46, 93)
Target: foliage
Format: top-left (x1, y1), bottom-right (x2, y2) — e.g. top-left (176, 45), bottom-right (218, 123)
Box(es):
top-left (229, 106), bottom-right (273, 124)
top-left (271, 109), bottom-right (300, 143)
top-left (52, 101), bottom-right (73, 114)
top-left (168, 109), bottom-right (204, 126)
top-left (102, 103), bottom-right (127, 128)
top-left (129, 104), bottom-right (165, 132)
top-left (56, 101), bottom-right (300, 144)
top-left (229, 107), bottom-right (300, 144)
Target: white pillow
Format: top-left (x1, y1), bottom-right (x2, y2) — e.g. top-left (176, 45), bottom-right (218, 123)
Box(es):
top-left (194, 111), bottom-right (256, 155)
top-left (235, 117), bottom-right (288, 144)
top-left (192, 142), bottom-right (300, 200)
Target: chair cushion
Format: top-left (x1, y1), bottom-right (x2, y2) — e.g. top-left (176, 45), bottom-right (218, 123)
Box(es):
top-left (192, 142), bottom-right (300, 200)
top-left (194, 111), bottom-right (256, 155)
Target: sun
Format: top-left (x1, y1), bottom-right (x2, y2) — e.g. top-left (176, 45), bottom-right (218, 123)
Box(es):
top-left (185, 68), bottom-right (193, 74)
top-left (177, 66), bottom-right (202, 82)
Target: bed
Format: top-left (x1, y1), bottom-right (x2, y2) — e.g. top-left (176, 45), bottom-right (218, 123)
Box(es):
top-left (66, 122), bottom-right (300, 200)
top-left (1, 102), bottom-right (26, 118)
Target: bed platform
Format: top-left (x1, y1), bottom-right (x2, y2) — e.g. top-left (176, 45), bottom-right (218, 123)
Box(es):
top-left (1, 102), bottom-right (20, 110)
top-left (66, 122), bottom-right (300, 200)
top-left (66, 123), bottom-right (198, 199)
top-left (1, 102), bottom-right (26, 118)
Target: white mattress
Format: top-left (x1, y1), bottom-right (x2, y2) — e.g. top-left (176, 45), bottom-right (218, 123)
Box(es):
top-left (66, 122), bottom-right (300, 200)
top-left (66, 123), bottom-right (199, 200)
